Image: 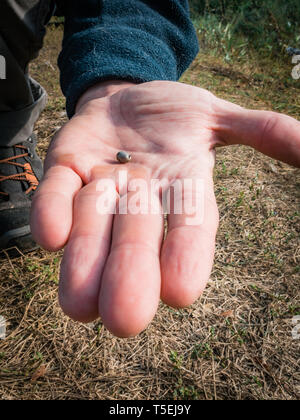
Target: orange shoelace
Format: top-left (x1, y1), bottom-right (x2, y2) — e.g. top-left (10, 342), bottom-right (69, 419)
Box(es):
top-left (0, 145), bottom-right (39, 197)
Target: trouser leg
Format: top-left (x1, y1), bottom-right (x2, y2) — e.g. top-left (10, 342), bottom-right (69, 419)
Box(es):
top-left (0, 0), bottom-right (55, 146)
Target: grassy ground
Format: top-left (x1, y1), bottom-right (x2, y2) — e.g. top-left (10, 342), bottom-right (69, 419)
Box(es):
top-left (0, 26), bottom-right (299, 400)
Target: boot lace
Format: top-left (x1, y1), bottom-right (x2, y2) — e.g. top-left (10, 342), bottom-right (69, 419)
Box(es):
top-left (0, 145), bottom-right (39, 197)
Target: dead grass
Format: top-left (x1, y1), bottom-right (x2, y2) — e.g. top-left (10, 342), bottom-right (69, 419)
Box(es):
top-left (0, 27), bottom-right (299, 400)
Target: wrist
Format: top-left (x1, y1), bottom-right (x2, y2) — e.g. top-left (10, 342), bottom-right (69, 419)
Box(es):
top-left (75, 80), bottom-right (138, 114)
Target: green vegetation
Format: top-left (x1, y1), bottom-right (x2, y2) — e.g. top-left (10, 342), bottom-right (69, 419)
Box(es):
top-left (189, 0), bottom-right (300, 60)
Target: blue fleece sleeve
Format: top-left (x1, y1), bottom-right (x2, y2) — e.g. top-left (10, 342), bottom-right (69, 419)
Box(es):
top-left (57, 0), bottom-right (199, 118)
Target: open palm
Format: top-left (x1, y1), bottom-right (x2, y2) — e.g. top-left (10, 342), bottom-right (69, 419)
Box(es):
top-left (31, 81), bottom-right (300, 337)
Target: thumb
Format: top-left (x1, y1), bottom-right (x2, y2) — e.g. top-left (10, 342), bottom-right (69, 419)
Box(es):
top-left (217, 105), bottom-right (300, 168)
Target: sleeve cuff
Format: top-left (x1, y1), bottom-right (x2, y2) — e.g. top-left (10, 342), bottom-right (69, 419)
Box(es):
top-left (58, 27), bottom-right (198, 118)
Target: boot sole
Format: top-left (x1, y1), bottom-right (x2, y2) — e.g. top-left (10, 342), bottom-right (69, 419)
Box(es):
top-left (0, 226), bottom-right (39, 256)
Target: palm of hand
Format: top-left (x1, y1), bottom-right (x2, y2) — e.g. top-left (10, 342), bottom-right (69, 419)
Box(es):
top-left (31, 81), bottom-right (300, 337)
top-left (50, 82), bottom-right (218, 180)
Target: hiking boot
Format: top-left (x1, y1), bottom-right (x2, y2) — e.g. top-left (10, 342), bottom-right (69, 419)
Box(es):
top-left (0, 134), bottom-right (43, 255)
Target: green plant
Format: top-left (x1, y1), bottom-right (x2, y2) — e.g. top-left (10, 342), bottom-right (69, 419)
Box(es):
top-left (190, 0), bottom-right (300, 58)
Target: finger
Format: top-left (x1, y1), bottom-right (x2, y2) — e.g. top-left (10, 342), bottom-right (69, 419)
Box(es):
top-left (99, 190), bottom-right (164, 338)
top-left (31, 165), bottom-right (82, 251)
top-left (59, 180), bottom-right (117, 323)
top-left (219, 106), bottom-right (300, 167)
top-left (161, 177), bottom-right (219, 308)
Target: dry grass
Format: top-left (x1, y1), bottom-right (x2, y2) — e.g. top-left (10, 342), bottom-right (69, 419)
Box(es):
top-left (0, 27), bottom-right (299, 400)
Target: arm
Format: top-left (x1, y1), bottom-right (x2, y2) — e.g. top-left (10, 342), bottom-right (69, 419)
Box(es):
top-left (57, 0), bottom-right (199, 117)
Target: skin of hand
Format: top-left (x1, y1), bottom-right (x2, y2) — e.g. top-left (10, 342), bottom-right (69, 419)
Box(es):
top-left (30, 80), bottom-right (300, 338)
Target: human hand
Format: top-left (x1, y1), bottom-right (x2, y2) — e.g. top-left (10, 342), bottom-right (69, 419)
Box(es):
top-left (31, 80), bottom-right (300, 337)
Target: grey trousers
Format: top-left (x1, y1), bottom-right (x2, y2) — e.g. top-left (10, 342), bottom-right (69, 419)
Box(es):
top-left (0, 0), bottom-right (55, 146)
